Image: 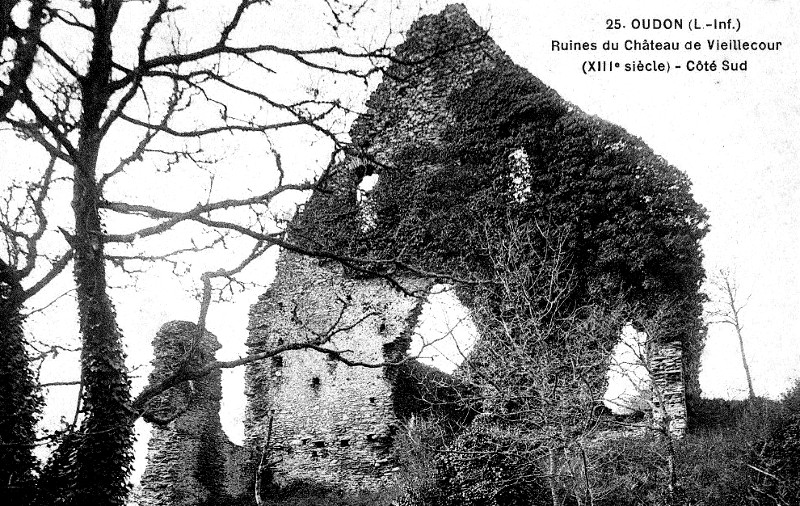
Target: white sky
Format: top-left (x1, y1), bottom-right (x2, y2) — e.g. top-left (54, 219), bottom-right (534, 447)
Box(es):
top-left (6, 0), bottom-right (800, 487)
top-left (409, 284), bottom-right (477, 374)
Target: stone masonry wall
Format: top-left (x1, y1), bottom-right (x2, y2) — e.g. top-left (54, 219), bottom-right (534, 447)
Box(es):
top-left (244, 3), bottom-right (694, 494)
top-left (245, 253), bottom-right (430, 492)
top-left (349, 3), bottom-right (694, 438)
top-left (351, 4), bottom-right (510, 166)
top-left (650, 341), bottom-right (688, 437)
top-left (140, 321), bottom-right (244, 505)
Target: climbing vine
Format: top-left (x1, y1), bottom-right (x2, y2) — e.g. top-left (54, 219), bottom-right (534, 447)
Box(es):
top-left (0, 261), bottom-right (41, 506)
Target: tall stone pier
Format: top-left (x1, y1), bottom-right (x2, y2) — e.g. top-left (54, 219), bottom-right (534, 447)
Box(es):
top-left (650, 341), bottom-right (688, 437)
top-left (140, 321), bottom-right (247, 505)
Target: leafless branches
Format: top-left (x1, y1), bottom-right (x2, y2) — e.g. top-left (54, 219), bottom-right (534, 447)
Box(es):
top-left (133, 281), bottom-right (385, 421)
top-left (0, 0), bottom-right (47, 119)
top-left (0, 2), bottom-right (495, 501)
top-left (706, 267), bottom-right (756, 399)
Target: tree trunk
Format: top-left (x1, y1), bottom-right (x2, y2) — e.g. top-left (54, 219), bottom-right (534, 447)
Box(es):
top-left (0, 0), bottom-right (46, 119)
top-left (736, 327), bottom-right (756, 399)
top-left (548, 446), bottom-right (562, 506)
top-left (66, 147), bottom-right (133, 504)
top-left (0, 259), bottom-right (41, 505)
top-left (37, 3), bottom-right (133, 504)
top-left (722, 274), bottom-right (756, 399)
top-left (664, 434), bottom-right (678, 506)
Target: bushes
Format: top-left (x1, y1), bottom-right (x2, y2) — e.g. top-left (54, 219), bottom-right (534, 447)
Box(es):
top-left (395, 387), bottom-right (800, 506)
top-left (442, 425), bottom-right (551, 506)
top-left (258, 480), bottom-right (397, 506)
top-left (747, 382), bottom-right (800, 505)
top-left (588, 435), bottom-right (672, 506)
top-left (676, 425), bottom-right (756, 505)
top-left (588, 393), bottom-right (800, 506)
top-left (395, 421), bottom-right (554, 506)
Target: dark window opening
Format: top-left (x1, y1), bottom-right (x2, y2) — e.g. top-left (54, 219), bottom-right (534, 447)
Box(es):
top-left (311, 376), bottom-right (321, 391)
top-left (354, 164), bottom-right (375, 181)
top-left (369, 397), bottom-right (376, 404)
top-left (271, 356), bottom-right (283, 367)
top-left (340, 438), bottom-right (350, 447)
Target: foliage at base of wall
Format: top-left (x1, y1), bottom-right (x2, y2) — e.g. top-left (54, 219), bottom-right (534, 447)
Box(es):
top-left (603, 395), bottom-right (800, 506)
top-left (257, 480), bottom-right (398, 506)
top-left (389, 359), bottom-right (479, 429)
top-left (396, 422), bottom-right (558, 506)
top-left (395, 383), bottom-right (800, 506)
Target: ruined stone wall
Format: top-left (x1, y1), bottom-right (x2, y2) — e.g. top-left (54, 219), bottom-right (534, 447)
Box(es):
top-left (351, 4), bottom-right (509, 165)
top-left (245, 253), bottom-right (430, 491)
top-left (244, 2), bottom-right (698, 493)
top-left (140, 321), bottom-right (245, 505)
top-left (650, 341), bottom-right (688, 437)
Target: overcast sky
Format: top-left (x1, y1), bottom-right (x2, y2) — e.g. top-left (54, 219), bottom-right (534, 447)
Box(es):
top-left (7, 0), bottom-right (799, 486)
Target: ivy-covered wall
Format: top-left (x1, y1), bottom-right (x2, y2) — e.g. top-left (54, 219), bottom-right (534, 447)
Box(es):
top-left (244, 1), bottom-right (705, 493)
top-left (293, 4), bottom-right (707, 403)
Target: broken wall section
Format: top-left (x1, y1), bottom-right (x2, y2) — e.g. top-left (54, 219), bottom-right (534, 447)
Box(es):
top-left (140, 321), bottom-right (247, 506)
top-left (604, 327), bottom-right (688, 437)
top-left (292, 4), bottom-right (512, 259)
top-left (350, 3), bottom-right (510, 164)
top-left (245, 252), bottom-right (430, 492)
top-left (650, 341), bottom-right (687, 437)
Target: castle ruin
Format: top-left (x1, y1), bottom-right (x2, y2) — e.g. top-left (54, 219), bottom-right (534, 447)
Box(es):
top-left (140, 4), bottom-right (703, 503)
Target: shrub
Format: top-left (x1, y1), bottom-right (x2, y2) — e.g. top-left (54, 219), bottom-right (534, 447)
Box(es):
top-left (747, 381), bottom-right (800, 505)
top-left (397, 422), bottom-right (551, 506)
top-left (258, 480), bottom-right (397, 506)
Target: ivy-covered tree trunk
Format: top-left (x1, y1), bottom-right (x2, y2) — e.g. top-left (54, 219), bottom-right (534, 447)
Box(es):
top-left (61, 149), bottom-right (133, 506)
top-left (0, 259), bottom-right (41, 505)
top-left (37, 2), bottom-right (133, 504)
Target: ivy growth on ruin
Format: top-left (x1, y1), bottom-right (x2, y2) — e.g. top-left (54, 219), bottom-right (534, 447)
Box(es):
top-left (292, 14), bottom-right (708, 400)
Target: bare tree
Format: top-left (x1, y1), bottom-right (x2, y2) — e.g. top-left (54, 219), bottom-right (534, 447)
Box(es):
top-left (393, 219), bottom-right (701, 506)
top-left (707, 268), bottom-right (756, 400)
top-left (0, 1), bottom-right (437, 504)
top-left (0, 2), bottom-right (492, 502)
top-left (0, 0), bottom-right (47, 118)
top-left (390, 219), bottom-right (628, 506)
